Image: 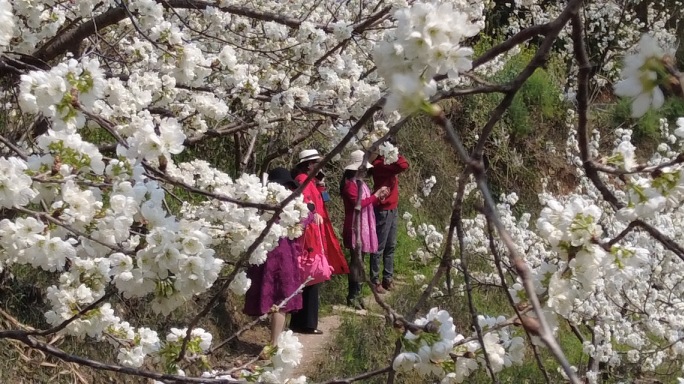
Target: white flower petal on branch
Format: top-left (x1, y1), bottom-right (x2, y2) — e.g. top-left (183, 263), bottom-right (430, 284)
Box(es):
top-left (613, 34), bottom-right (668, 118)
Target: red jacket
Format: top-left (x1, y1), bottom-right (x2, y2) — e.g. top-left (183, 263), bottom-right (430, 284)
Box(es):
top-left (341, 179), bottom-right (379, 249)
top-left (295, 174), bottom-right (349, 275)
top-left (371, 155), bottom-right (409, 210)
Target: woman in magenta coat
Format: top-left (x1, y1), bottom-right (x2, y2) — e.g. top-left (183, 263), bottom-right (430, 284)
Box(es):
top-left (244, 167), bottom-right (308, 346)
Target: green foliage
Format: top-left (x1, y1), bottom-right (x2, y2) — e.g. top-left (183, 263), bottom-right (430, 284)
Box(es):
top-left (496, 49), bottom-right (567, 138)
top-left (175, 135), bottom-right (239, 175)
top-left (461, 37), bottom-right (567, 139)
top-left (609, 97), bottom-right (684, 142)
top-left (80, 125), bottom-right (116, 146)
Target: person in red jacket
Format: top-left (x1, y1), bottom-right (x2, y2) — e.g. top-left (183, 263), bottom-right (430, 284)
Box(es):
top-left (339, 150), bottom-right (389, 309)
top-left (292, 150), bottom-right (349, 276)
top-left (289, 149), bottom-right (348, 334)
top-left (370, 138), bottom-right (409, 293)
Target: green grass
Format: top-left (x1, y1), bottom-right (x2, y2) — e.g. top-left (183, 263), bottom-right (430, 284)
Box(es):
top-left (608, 97), bottom-right (684, 143)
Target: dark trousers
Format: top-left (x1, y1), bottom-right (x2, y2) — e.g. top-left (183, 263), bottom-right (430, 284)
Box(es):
top-left (370, 208), bottom-right (398, 284)
top-left (347, 251), bottom-right (365, 300)
top-left (289, 283), bottom-right (320, 330)
top-left (348, 276), bottom-right (362, 300)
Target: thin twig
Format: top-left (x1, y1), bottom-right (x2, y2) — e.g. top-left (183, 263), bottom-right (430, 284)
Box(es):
top-left (458, 196), bottom-right (499, 383)
top-left (486, 218), bottom-right (551, 384)
top-left (208, 277), bottom-right (312, 354)
top-left (570, 13), bottom-right (623, 210)
top-left (29, 291), bottom-right (114, 337)
top-left (432, 111), bottom-right (580, 383)
top-left (323, 366), bottom-right (392, 384)
top-left (0, 134), bottom-right (28, 160)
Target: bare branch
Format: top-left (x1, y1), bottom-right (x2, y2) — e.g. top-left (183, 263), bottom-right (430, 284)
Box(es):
top-left (407, 176), bottom-right (467, 320)
top-left (0, 330), bottom-right (234, 383)
top-left (15, 207), bottom-right (130, 254)
top-left (0, 134), bottom-right (28, 160)
top-left (570, 13), bottom-right (623, 209)
top-left (457, 197), bottom-right (499, 383)
top-left (324, 366), bottom-right (392, 384)
top-left (486, 218), bottom-right (551, 383)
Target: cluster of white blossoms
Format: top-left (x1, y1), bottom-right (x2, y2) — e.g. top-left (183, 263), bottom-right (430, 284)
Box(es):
top-left (0, 157), bottom-right (37, 208)
top-left (455, 106), bottom-right (684, 378)
top-left (0, 0), bottom-right (421, 379)
top-left (378, 142), bottom-right (400, 164)
top-left (504, 1), bottom-right (679, 99)
top-left (258, 330), bottom-right (306, 383)
top-left (0, 0), bottom-right (13, 48)
top-left (353, 120), bottom-right (396, 151)
top-left (216, 330), bottom-right (306, 384)
top-left (19, 57), bottom-right (106, 132)
top-left (3, 54), bottom-right (308, 375)
top-left (410, 193), bottom-right (424, 208)
top-left (403, 211), bottom-right (443, 259)
top-left (411, 248), bottom-right (434, 265)
top-left (613, 34), bottom-right (671, 118)
top-left (536, 196), bottom-right (609, 317)
top-left (417, 223), bottom-right (444, 253)
top-left (422, 176), bottom-right (438, 197)
top-left (394, 308), bottom-right (524, 383)
top-left (0, 151), bottom-right (307, 374)
top-left (174, 161), bottom-right (310, 265)
top-left (403, 211), bottom-right (417, 238)
top-left (373, 0), bottom-right (484, 114)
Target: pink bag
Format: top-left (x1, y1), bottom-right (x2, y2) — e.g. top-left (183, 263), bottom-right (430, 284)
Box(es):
top-left (298, 226), bottom-right (333, 286)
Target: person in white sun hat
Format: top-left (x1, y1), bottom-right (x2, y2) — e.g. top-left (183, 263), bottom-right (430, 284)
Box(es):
top-left (339, 150), bottom-right (389, 309)
top-left (289, 149), bottom-right (348, 334)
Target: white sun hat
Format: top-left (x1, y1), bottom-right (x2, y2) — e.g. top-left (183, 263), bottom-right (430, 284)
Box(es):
top-left (297, 149), bottom-right (322, 165)
top-left (344, 150), bottom-right (373, 170)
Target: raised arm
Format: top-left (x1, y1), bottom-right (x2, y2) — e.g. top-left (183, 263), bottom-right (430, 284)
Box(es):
top-left (343, 179), bottom-right (378, 208)
top-left (373, 154), bottom-right (409, 177)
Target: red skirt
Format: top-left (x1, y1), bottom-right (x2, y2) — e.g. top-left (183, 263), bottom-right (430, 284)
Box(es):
top-left (321, 218), bottom-right (349, 275)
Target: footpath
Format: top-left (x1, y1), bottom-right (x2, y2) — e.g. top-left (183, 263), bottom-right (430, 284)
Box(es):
top-left (292, 282), bottom-right (405, 377)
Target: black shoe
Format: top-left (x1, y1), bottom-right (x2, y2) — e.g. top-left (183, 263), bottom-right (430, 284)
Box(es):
top-left (291, 327), bottom-right (323, 335)
top-left (303, 328), bottom-right (323, 335)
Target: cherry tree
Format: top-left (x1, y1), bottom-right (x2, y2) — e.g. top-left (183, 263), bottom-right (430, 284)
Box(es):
top-left (0, 0), bottom-right (683, 383)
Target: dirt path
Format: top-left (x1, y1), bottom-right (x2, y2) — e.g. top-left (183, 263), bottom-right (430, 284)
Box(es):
top-left (294, 291), bottom-right (402, 376)
top-left (293, 281), bottom-right (409, 376)
top-left (293, 314), bottom-right (342, 376)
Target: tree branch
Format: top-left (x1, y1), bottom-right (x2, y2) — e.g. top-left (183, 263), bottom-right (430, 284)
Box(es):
top-left (432, 110), bottom-right (580, 383)
top-left (0, 330), bottom-right (234, 383)
top-left (570, 13), bottom-right (623, 209)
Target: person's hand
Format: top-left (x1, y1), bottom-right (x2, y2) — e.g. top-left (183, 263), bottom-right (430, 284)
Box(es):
top-left (374, 186), bottom-right (390, 200)
top-left (313, 213), bottom-right (323, 225)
